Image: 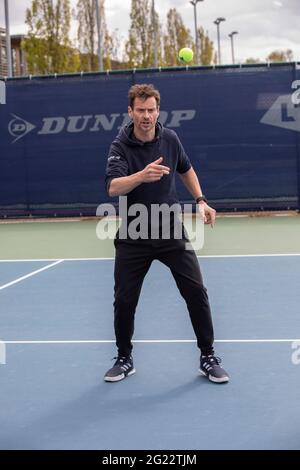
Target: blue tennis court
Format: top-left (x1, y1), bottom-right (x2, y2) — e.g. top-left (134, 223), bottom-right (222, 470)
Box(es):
top-left (1, 254), bottom-right (300, 450)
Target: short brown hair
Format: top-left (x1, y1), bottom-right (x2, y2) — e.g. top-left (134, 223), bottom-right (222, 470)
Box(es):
top-left (128, 84), bottom-right (160, 109)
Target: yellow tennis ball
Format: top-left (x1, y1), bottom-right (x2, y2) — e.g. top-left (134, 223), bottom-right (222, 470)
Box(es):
top-left (179, 47), bottom-right (194, 63)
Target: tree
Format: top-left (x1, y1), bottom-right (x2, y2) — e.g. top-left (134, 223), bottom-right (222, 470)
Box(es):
top-left (163, 8), bottom-right (193, 66)
top-left (104, 29), bottom-right (121, 67)
top-left (125, 0), bottom-right (160, 68)
top-left (23, 0), bottom-right (80, 74)
top-left (244, 57), bottom-right (261, 64)
top-left (197, 27), bottom-right (214, 65)
top-left (76, 0), bottom-right (113, 71)
top-left (286, 49), bottom-right (294, 62)
top-left (266, 49), bottom-right (294, 62)
top-left (149, 0), bottom-right (162, 67)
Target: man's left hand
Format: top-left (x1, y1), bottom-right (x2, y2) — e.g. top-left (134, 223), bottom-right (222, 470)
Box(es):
top-left (198, 202), bottom-right (216, 227)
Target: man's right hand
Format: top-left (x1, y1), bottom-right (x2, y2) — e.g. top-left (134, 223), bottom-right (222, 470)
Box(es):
top-left (108, 157), bottom-right (170, 197)
top-left (139, 157), bottom-right (170, 183)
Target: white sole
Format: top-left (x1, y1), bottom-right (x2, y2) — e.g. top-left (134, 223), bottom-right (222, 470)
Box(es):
top-left (199, 369), bottom-right (229, 384)
top-left (104, 368), bottom-right (136, 382)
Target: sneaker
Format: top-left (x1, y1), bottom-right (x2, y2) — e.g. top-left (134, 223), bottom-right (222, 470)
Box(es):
top-left (200, 355), bottom-right (229, 383)
top-left (104, 356), bottom-right (136, 382)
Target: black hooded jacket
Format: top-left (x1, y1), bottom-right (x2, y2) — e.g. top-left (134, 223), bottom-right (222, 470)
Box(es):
top-left (105, 121), bottom-right (191, 209)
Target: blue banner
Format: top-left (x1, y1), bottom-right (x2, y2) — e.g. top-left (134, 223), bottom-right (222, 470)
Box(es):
top-left (0, 64), bottom-right (299, 217)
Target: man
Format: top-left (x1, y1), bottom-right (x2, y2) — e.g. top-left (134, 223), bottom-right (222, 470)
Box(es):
top-left (104, 83), bottom-right (229, 384)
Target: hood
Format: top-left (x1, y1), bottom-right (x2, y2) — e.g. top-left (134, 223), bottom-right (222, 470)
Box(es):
top-left (115, 121), bottom-right (163, 147)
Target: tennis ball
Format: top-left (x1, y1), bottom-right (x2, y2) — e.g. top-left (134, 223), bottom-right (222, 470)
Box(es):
top-left (179, 47), bottom-right (194, 63)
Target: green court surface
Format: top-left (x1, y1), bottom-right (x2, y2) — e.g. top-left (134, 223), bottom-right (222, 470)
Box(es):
top-left (0, 214), bottom-right (299, 260)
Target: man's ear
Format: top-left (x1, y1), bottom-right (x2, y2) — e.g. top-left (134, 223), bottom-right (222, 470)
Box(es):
top-left (128, 106), bottom-right (133, 119)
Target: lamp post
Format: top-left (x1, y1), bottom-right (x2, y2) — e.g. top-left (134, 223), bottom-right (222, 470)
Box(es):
top-left (214, 17), bottom-right (226, 65)
top-left (95, 0), bottom-right (103, 71)
top-left (229, 31), bottom-right (238, 64)
top-left (4, 0), bottom-right (13, 77)
top-left (190, 0), bottom-right (204, 65)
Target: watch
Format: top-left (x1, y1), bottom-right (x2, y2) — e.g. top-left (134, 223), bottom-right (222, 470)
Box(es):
top-left (196, 195), bottom-right (207, 204)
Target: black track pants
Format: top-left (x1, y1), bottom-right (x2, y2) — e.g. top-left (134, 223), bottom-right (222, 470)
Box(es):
top-left (113, 239), bottom-right (214, 357)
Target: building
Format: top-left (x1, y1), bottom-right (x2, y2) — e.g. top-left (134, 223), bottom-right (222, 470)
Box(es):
top-left (0, 28), bottom-right (6, 76)
top-left (0, 28), bottom-right (28, 77)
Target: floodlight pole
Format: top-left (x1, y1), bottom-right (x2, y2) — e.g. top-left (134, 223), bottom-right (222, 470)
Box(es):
top-left (229, 31), bottom-right (238, 64)
top-left (190, 0), bottom-right (204, 65)
top-left (214, 17), bottom-right (226, 65)
top-left (4, 0), bottom-right (13, 77)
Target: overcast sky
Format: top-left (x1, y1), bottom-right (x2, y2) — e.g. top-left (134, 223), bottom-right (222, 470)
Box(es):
top-left (0, 0), bottom-right (299, 63)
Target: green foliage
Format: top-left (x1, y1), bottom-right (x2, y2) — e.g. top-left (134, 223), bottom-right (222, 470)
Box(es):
top-left (23, 0), bottom-right (80, 74)
top-left (163, 9), bottom-right (214, 66)
top-left (125, 0), bottom-right (161, 68)
top-left (76, 0), bottom-right (114, 71)
top-left (266, 49), bottom-right (293, 62)
top-left (21, 0), bottom-right (222, 75)
top-left (163, 8), bottom-right (193, 66)
top-left (198, 27), bottom-right (214, 65)
top-left (244, 57), bottom-right (261, 64)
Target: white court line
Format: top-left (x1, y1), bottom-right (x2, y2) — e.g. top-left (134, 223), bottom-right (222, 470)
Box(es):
top-left (0, 253), bottom-right (300, 263)
top-left (0, 260), bottom-right (64, 291)
top-left (2, 339), bottom-right (300, 344)
top-left (197, 254), bottom-right (300, 258)
top-left (0, 258), bottom-right (114, 262)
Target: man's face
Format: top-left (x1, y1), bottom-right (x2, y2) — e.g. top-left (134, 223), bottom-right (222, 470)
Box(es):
top-left (128, 96), bottom-right (159, 136)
